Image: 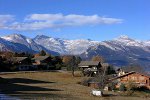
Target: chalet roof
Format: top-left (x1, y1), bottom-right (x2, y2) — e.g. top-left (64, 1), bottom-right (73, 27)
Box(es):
top-left (109, 71), bottom-right (135, 81)
top-left (109, 71), bottom-right (150, 81)
top-left (32, 56), bottom-right (50, 61)
top-left (78, 61), bottom-right (100, 67)
top-left (12, 57), bottom-right (28, 62)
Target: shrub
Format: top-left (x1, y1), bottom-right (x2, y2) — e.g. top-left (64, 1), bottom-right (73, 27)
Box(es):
top-left (119, 83), bottom-right (126, 91)
top-left (55, 63), bottom-right (62, 70)
top-left (80, 77), bottom-right (93, 86)
top-left (126, 80), bottom-right (137, 95)
top-left (10, 66), bottom-right (17, 71)
top-left (66, 65), bottom-right (72, 71)
top-left (108, 82), bottom-right (116, 90)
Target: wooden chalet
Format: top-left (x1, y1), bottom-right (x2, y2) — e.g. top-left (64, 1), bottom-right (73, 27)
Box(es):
top-left (12, 57), bottom-right (29, 64)
top-left (32, 56), bottom-right (51, 69)
top-left (78, 61), bottom-right (102, 76)
top-left (110, 71), bottom-right (150, 89)
top-left (12, 57), bottom-right (33, 71)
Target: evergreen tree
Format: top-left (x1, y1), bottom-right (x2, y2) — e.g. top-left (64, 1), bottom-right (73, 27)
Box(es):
top-left (106, 65), bottom-right (116, 75)
top-left (119, 83), bottom-right (126, 91)
top-left (39, 50), bottom-right (46, 56)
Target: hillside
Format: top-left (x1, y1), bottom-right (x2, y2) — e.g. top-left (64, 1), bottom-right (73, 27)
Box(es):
top-left (81, 36), bottom-right (150, 70)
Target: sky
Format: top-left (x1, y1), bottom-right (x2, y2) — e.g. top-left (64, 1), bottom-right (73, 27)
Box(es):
top-left (0, 0), bottom-right (149, 41)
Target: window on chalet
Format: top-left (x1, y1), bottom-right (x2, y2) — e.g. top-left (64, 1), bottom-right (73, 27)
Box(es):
top-left (146, 80), bottom-right (148, 84)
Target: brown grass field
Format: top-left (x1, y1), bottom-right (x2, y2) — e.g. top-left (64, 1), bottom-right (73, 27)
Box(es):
top-left (0, 71), bottom-right (150, 100)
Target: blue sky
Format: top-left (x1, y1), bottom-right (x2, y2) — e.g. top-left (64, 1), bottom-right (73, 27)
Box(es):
top-left (0, 0), bottom-right (149, 41)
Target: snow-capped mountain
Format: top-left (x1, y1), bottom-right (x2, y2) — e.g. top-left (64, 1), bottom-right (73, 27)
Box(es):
top-left (2, 34), bottom-right (41, 52)
top-left (34, 34), bottom-right (150, 69)
top-left (81, 35), bottom-right (150, 70)
top-left (34, 35), bottom-right (99, 55)
top-left (144, 40), bottom-right (150, 46)
top-left (99, 35), bottom-right (150, 52)
top-left (0, 34), bottom-right (59, 55)
top-left (0, 36), bottom-right (34, 52)
top-left (0, 33), bottom-right (150, 69)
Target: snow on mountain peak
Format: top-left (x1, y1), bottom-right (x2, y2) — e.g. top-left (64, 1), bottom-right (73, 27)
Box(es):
top-left (144, 40), bottom-right (150, 46)
top-left (2, 33), bottom-right (26, 41)
top-left (118, 35), bottom-right (129, 39)
top-left (33, 35), bottom-right (100, 55)
top-left (34, 35), bottom-right (50, 40)
top-left (112, 35), bottom-right (145, 47)
top-left (1, 33), bottom-right (42, 52)
top-left (114, 35), bottom-right (133, 41)
top-left (0, 33), bottom-right (149, 55)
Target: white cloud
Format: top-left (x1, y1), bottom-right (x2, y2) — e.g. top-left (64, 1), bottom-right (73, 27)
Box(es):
top-left (25, 13), bottom-right (63, 21)
top-left (0, 14), bottom-right (123, 30)
top-left (0, 15), bottom-right (14, 29)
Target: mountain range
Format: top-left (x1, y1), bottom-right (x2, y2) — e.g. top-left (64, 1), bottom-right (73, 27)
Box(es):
top-left (81, 36), bottom-right (150, 70)
top-left (0, 34), bottom-right (150, 70)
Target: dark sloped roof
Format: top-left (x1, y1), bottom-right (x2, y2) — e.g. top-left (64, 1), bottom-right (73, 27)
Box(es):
top-left (12, 57), bottom-right (28, 62)
top-left (78, 61), bottom-right (100, 67)
top-left (109, 71), bottom-right (135, 81)
top-left (32, 56), bottom-right (50, 61)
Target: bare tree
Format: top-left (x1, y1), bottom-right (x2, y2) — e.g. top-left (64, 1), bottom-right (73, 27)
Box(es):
top-left (126, 64), bottom-right (144, 73)
top-left (97, 64), bottom-right (107, 90)
top-left (92, 55), bottom-right (105, 63)
top-left (62, 56), bottom-right (76, 76)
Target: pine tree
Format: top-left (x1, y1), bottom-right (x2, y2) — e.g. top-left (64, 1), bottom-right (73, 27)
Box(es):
top-left (39, 50), bottom-right (46, 56)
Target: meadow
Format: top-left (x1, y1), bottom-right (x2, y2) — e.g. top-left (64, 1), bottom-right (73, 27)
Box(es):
top-left (0, 71), bottom-right (149, 100)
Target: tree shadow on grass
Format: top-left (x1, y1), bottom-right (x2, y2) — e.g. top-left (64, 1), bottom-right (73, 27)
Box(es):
top-left (6, 78), bottom-right (55, 84)
top-left (0, 83), bottom-right (62, 94)
top-left (0, 77), bottom-right (72, 99)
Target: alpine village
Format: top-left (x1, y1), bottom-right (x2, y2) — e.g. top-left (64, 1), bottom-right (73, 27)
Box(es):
top-left (0, 0), bottom-right (150, 100)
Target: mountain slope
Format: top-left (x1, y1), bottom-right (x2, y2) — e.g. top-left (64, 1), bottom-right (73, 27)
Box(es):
top-left (0, 34), bottom-right (59, 55)
top-left (0, 34), bottom-right (149, 70)
top-left (34, 35), bottom-right (99, 55)
top-left (2, 34), bottom-right (41, 52)
top-left (81, 36), bottom-right (150, 70)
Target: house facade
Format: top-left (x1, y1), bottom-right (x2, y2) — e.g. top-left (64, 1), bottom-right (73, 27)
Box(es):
top-left (110, 71), bottom-right (150, 89)
top-left (12, 57), bottom-right (34, 71)
top-left (32, 56), bottom-right (51, 70)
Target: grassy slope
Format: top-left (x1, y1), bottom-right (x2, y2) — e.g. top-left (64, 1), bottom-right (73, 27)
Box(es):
top-left (0, 71), bottom-right (149, 100)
